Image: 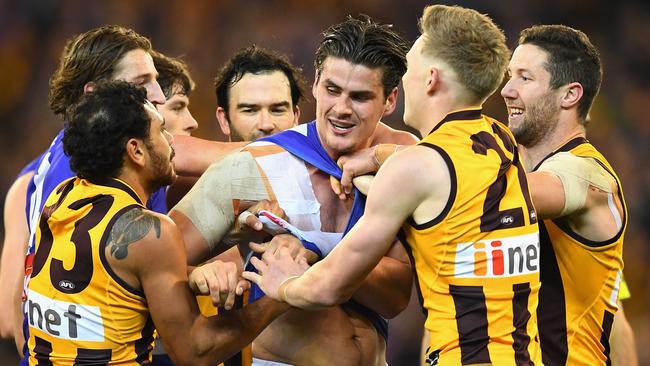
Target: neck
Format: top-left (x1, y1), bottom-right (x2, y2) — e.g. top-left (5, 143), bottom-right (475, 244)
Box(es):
top-left (418, 96), bottom-right (482, 137)
top-left (116, 170), bottom-right (151, 205)
top-left (520, 118), bottom-right (586, 171)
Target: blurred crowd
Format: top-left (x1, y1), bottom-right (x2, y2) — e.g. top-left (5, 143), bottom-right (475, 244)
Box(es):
top-left (0, 0), bottom-right (647, 364)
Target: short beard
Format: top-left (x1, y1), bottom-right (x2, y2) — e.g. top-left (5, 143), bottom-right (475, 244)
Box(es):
top-left (146, 141), bottom-right (176, 190)
top-left (511, 92), bottom-right (560, 148)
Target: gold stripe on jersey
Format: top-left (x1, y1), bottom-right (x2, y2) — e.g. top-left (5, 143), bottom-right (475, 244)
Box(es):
top-left (28, 177), bottom-right (154, 365)
top-left (399, 109), bottom-right (542, 366)
top-left (534, 137), bottom-right (626, 366)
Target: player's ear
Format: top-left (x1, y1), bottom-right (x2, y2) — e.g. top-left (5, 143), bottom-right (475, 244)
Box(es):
top-left (560, 82), bottom-right (583, 110)
top-left (83, 81), bottom-right (96, 94)
top-left (292, 105), bottom-right (301, 127)
top-left (312, 69), bottom-right (320, 98)
top-left (383, 87), bottom-right (398, 116)
top-left (216, 107), bottom-right (231, 138)
top-left (426, 67), bottom-right (440, 94)
top-left (125, 138), bottom-right (146, 168)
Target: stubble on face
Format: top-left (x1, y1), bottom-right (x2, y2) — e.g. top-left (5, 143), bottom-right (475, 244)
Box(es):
top-left (146, 139), bottom-right (176, 189)
top-left (511, 90), bottom-right (560, 148)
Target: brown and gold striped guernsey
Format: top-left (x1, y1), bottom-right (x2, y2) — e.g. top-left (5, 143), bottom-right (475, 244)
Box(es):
top-left (534, 137), bottom-right (626, 366)
top-left (27, 177), bottom-right (154, 365)
top-left (399, 108), bottom-right (542, 365)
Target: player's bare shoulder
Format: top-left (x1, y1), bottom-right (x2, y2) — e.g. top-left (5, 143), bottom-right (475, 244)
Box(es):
top-left (373, 121), bottom-right (419, 145)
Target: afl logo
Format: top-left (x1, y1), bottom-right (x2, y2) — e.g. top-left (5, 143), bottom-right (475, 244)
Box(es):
top-left (58, 280), bottom-right (75, 291)
top-left (500, 215), bottom-right (514, 225)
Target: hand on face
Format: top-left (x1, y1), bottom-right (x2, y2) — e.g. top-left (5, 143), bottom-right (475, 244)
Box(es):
top-left (188, 260), bottom-right (249, 310)
top-left (242, 246), bottom-right (310, 302)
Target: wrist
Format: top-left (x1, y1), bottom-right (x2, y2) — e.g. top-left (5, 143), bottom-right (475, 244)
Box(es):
top-left (277, 275), bottom-right (300, 302)
top-left (373, 144), bottom-right (399, 168)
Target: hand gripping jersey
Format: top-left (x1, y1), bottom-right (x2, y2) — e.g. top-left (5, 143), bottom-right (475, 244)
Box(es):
top-left (174, 122), bottom-right (387, 338)
top-left (27, 178), bottom-right (155, 365)
top-left (398, 109), bottom-right (542, 365)
top-left (534, 137), bottom-right (626, 366)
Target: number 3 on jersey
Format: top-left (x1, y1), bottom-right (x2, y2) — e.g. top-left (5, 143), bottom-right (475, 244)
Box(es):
top-left (31, 190), bottom-right (114, 294)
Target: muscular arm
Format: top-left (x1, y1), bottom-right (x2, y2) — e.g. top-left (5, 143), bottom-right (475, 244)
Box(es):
top-left (349, 241), bottom-right (411, 318)
top-left (528, 153), bottom-right (624, 242)
top-left (246, 147), bottom-right (447, 309)
top-left (106, 208), bottom-right (288, 366)
top-left (170, 150), bottom-right (270, 264)
top-left (0, 172), bottom-right (32, 351)
top-left (171, 135), bottom-right (246, 176)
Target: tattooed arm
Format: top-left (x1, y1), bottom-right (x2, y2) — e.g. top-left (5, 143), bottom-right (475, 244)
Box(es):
top-left (105, 207), bottom-right (288, 366)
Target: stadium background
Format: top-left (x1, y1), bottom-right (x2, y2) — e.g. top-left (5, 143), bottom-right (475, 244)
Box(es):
top-left (0, 0), bottom-right (647, 364)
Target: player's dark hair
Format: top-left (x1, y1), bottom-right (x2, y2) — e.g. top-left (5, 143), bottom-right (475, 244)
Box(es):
top-left (519, 25), bottom-right (602, 121)
top-left (314, 15), bottom-right (408, 98)
top-left (214, 45), bottom-right (306, 117)
top-left (63, 81), bottom-right (151, 180)
top-left (49, 25), bottom-right (152, 120)
top-left (152, 50), bottom-right (195, 99)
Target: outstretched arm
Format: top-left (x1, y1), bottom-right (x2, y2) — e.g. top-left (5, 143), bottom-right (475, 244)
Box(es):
top-left (171, 135), bottom-right (246, 176)
top-left (106, 209), bottom-right (288, 366)
top-left (245, 146), bottom-right (448, 309)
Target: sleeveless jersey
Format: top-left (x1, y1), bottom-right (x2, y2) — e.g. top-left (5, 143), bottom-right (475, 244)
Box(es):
top-left (21, 131), bottom-right (167, 365)
top-left (399, 109), bottom-right (542, 365)
top-left (534, 137), bottom-right (626, 366)
top-left (27, 177), bottom-right (155, 365)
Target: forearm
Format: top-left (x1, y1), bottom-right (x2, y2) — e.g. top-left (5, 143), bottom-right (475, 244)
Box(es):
top-left (188, 296), bottom-right (289, 365)
top-left (172, 136), bottom-right (245, 176)
top-left (351, 255), bottom-right (411, 318)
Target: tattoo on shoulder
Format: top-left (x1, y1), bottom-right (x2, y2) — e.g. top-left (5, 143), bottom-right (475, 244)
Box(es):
top-left (107, 207), bottom-right (161, 260)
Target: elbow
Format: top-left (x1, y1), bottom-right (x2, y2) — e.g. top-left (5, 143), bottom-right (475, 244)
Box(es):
top-left (378, 292), bottom-right (410, 319)
top-left (310, 282), bottom-right (352, 308)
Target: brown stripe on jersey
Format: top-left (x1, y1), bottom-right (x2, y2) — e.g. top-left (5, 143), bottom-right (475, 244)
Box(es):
top-left (552, 157), bottom-right (626, 248)
top-left (428, 108), bottom-right (483, 135)
top-left (91, 178), bottom-right (144, 205)
top-left (512, 283), bottom-right (533, 365)
top-left (600, 310), bottom-right (615, 366)
top-left (532, 137), bottom-right (588, 171)
top-left (408, 143), bottom-right (457, 230)
top-left (34, 336), bottom-right (53, 366)
top-left (449, 285), bottom-right (491, 365)
top-left (135, 315), bottom-right (155, 365)
top-left (74, 348), bottom-right (112, 365)
top-left (537, 222), bottom-right (568, 366)
top-left (397, 229), bottom-right (426, 315)
top-left (34, 337), bottom-right (52, 366)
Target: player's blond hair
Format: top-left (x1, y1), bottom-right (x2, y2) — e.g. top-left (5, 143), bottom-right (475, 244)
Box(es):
top-left (419, 5), bottom-right (509, 103)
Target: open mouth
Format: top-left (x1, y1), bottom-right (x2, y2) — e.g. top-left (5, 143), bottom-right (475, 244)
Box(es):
top-left (508, 106), bottom-right (524, 119)
top-left (328, 118), bottom-right (355, 134)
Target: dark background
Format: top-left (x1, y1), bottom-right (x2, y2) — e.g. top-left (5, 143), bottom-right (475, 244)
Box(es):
top-left (0, 0), bottom-right (648, 364)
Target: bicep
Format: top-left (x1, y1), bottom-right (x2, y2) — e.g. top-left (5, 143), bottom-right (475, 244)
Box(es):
top-left (527, 171), bottom-right (565, 219)
top-left (315, 152), bottom-right (431, 284)
top-left (135, 219), bottom-right (201, 349)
